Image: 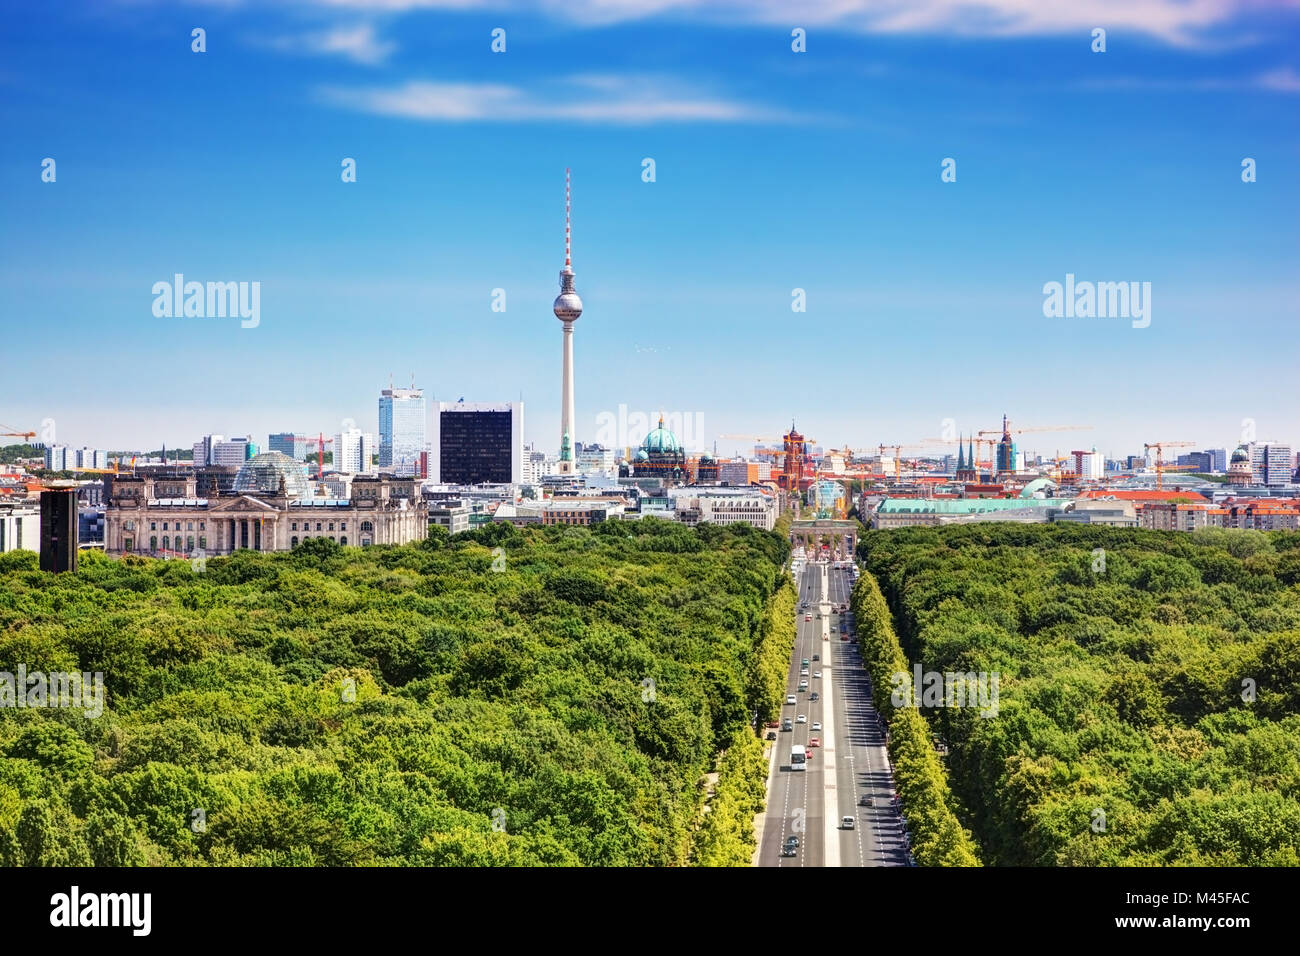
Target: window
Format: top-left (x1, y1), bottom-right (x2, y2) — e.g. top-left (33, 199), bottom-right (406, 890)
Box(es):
top-left (291, 522), bottom-right (298, 531)
top-left (124, 520), bottom-right (135, 531)
top-left (162, 536), bottom-right (170, 550)
top-left (316, 522), bottom-right (322, 531)
top-left (361, 521), bottom-right (373, 533)
top-left (124, 537), bottom-right (133, 551)
top-left (150, 536), bottom-right (157, 551)
top-left (163, 522), bottom-right (169, 531)
top-left (328, 522), bottom-right (334, 531)
top-left (187, 522), bottom-right (193, 531)
top-left (187, 536), bottom-right (195, 551)
top-left (340, 522), bottom-right (346, 531)
top-left (199, 536), bottom-right (206, 549)
top-left (340, 537), bottom-right (347, 545)
top-left (199, 522), bottom-right (205, 530)
top-left (150, 521), bottom-right (156, 531)
top-left (292, 537), bottom-right (298, 547)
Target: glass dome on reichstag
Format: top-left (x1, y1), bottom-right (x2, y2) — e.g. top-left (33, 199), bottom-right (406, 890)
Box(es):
top-left (233, 451), bottom-right (311, 498)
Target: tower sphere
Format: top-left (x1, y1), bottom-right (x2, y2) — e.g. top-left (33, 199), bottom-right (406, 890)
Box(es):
top-left (554, 269), bottom-right (583, 322)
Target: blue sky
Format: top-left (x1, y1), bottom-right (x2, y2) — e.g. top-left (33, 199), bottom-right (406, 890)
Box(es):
top-left (2, 0), bottom-right (1297, 461)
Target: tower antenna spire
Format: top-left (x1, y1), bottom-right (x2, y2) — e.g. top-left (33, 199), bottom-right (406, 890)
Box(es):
top-left (564, 167), bottom-right (571, 268)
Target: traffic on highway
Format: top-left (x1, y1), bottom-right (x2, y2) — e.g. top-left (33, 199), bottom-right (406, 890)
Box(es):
top-left (757, 550), bottom-right (912, 867)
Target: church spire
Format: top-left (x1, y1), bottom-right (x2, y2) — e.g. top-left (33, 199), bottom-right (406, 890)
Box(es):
top-left (957, 435), bottom-right (965, 471)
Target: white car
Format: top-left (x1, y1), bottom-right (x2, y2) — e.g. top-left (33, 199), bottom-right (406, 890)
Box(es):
top-left (800, 669), bottom-right (809, 677)
top-left (841, 816), bottom-right (856, 830)
top-left (812, 721), bottom-right (822, 731)
top-left (797, 714), bottom-right (807, 724)
top-left (786, 695), bottom-right (797, 705)
top-left (813, 671), bottom-right (822, 679)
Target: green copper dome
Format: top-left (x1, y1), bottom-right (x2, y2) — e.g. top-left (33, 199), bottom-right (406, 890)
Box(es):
top-left (640, 415), bottom-right (681, 454)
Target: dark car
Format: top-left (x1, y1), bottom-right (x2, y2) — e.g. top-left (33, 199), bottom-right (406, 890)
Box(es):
top-left (812, 654), bottom-right (819, 661)
top-left (810, 692), bottom-right (819, 702)
top-left (785, 834), bottom-right (800, 848)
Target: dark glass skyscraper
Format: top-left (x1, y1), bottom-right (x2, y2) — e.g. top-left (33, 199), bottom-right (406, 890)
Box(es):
top-left (432, 402), bottom-right (523, 485)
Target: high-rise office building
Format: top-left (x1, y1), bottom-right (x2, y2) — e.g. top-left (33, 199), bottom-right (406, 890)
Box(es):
top-left (577, 443), bottom-right (615, 477)
top-left (212, 437), bottom-right (257, 466)
top-left (1251, 442), bottom-right (1293, 487)
top-left (379, 386), bottom-right (426, 477)
top-left (1070, 448), bottom-right (1104, 480)
top-left (431, 401), bottom-right (523, 485)
top-left (44, 445), bottom-right (68, 470)
top-left (74, 448), bottom-right (109, 469)
top-left (520, 444), bottom-right (549, 485)
top-left (335, 427), bottom-right (376, 475)
top-left (192, 434), bottom-right (226, 466)
top-left (268, 433), bottom-right (311, 460)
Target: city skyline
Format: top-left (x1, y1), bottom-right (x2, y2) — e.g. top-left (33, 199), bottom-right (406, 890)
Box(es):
top-left (2, 1), bottom-right (1298, 454)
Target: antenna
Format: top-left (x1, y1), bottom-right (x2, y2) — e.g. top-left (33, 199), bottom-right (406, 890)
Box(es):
top-left (565, 167), bottom-right (571, 268)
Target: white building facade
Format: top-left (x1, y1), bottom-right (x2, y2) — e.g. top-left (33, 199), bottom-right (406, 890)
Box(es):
top-left (335, 427), bottom-right (376, 475)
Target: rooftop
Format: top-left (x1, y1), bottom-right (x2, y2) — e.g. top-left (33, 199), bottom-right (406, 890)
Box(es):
top-left (878, 497), bottom-right (1069, 515)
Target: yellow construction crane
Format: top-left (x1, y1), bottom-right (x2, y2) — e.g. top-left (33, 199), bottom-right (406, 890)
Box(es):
top-left (978, 423), bottom-right (1094, 437)
top-left (877, 443), bottom-right (947, 482)
top-left (1143, 441), bottom-right (1194, 490)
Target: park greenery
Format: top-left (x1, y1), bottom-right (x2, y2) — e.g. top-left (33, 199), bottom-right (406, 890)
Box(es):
top-left (0, 444), bottom-right (39, 466)
top-left (850, 574), bottom-right (981, 866)
top-left (856, 523), bottom-right (1300, 865)
top-left (0, 518), bottom-right (791, 866)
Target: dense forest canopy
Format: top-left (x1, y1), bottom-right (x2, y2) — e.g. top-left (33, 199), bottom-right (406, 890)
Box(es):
top-left (857, 523), bottom-right (1300, 866)
top-left (0, 519), bottom-right (791, 866)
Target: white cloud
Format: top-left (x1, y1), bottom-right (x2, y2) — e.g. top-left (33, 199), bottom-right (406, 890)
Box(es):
top-left (319, 75), bottom-right (797, 123)
top-left (268, 23), bottom-right (395, 65)
top-left (1072, 68), bottom-right (1300, 94)
top-left (1257, 66), bottom-right (1300, 92)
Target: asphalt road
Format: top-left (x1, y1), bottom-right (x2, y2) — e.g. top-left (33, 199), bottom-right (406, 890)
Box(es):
top-left (757, 558), bottom-right (910, 867)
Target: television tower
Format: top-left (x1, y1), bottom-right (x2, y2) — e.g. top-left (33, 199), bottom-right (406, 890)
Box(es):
top-left (553, 168), bottom-right (583, 474)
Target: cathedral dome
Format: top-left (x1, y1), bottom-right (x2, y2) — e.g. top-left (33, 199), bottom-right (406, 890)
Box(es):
top-left (640, 417), bottom-right (681, 454)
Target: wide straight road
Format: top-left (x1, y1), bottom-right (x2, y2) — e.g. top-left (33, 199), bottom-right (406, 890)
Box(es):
top-left (757, 557), bottom-right (910, 867)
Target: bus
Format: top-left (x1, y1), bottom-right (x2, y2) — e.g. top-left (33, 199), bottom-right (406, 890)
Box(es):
top-left (790, 744), bottom-right (807, 771)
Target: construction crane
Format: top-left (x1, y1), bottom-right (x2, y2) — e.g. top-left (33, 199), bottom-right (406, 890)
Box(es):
top-left (312, 433), bottom-right (335, 482)
top-left (978, 423), bottom-right (1093, 438)
top-left (976, 422), bottom-right (1093, 475)
top-left (877, 443), bottom-right (946, 482)
top-left (1143, 441), bottom-right (1194, 490)
top-left (0, 424), bottom-right (37, 442)
top-left (717, 433), bottom-right (815, 456)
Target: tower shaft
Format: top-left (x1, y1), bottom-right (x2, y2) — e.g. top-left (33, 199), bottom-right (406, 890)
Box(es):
top-left (559, 322), bottom-right (575, 471)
